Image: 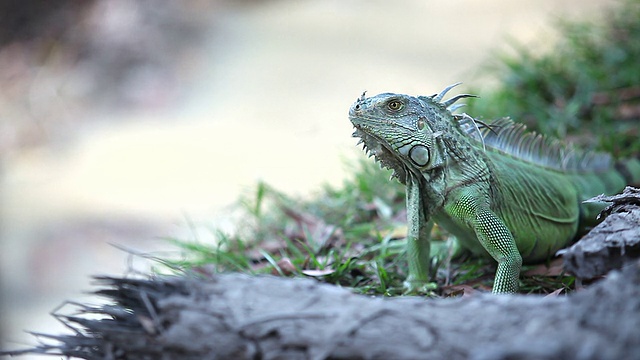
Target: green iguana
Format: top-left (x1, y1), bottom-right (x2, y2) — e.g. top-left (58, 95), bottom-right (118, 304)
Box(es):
top-left (349, 84), bottom-right (640, 293)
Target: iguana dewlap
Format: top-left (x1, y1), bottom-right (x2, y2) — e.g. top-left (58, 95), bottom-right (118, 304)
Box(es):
top-left (349, 84), bottom-right (640, 293)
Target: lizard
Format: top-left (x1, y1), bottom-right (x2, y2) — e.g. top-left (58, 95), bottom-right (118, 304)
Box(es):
top-left (348, 84), bottom-right (640, 293)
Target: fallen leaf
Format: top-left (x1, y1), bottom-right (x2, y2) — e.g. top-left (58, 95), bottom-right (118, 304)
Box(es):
top-left (524, 258), bottom-right (565, 276)
top-left (442, 284), bottom-right (478, 297)
top-left (302, 268), bottom-right (335, 277)
top-left (545, 288), bottom-right (564, 298)
top-left (375, 225), bottom-right (407, 239)
top-left (273, 257), bottom-right (297, 275)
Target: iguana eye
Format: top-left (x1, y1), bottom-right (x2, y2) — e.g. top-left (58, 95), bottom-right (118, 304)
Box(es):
top-left (417, 119), bottom-right (425, 130)
top-left (387, 100), bottom-right (404, 112)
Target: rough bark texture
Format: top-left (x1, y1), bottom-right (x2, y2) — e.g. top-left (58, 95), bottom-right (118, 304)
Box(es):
top-left (4, 261), bottom-right (640, 360)
top-left (563, 186), bottom-right (640, 279)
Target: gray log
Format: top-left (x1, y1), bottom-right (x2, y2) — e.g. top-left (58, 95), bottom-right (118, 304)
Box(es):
top-left (563, 186), bottom-right (640, 279)
top-left (3, 261), bottom-right (640, 360)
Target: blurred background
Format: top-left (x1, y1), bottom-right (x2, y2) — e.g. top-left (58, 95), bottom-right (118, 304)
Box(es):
top-left (0, 0), bottom-right (617, 357)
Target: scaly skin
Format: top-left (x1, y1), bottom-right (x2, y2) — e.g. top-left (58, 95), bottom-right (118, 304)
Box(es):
top-left (349, 86), bottom-right (640, 293)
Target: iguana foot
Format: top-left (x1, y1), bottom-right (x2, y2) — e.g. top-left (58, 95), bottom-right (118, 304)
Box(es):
top-left (403, 278), bottom-right (438, 294)
top-left (404, 239), bottom-right (467, 294)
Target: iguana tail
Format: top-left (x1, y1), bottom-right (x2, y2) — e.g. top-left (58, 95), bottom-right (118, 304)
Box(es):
top-left (572, 157), bottom-right (640, 198)
top-left (574, 157), bottom-right (640, 227)
top-left (614, 157), bottom-right (640, 188)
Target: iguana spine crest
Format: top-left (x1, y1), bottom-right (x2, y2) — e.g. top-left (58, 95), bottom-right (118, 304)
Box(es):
top-left (423, 84), bottom-right (613, 173)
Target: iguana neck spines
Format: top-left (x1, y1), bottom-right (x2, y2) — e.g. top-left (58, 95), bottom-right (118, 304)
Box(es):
top-left (349, 85), bottom-right (640, 294)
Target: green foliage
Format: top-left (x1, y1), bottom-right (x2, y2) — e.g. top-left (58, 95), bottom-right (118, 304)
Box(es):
top-left (466, 0), bottom-right (640, 158)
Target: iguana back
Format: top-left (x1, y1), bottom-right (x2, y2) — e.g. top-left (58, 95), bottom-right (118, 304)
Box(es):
top-left (349, 85), bottom-right (640, 293)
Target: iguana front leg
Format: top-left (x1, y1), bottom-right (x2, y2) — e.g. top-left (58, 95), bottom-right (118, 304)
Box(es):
top-left (404, 174), bottom-right (434, 292)
top-left (446, 188), bottom-right (522, 293)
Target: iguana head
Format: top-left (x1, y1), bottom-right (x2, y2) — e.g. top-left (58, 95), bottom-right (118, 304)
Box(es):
top-left (349, 86), bottom-right (471, 184)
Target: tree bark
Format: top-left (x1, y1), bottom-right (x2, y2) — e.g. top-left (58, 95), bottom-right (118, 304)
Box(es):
top-left (563, 186), bottom-right (640, 279)
top-left (4, 261), bottom-right (640, 360)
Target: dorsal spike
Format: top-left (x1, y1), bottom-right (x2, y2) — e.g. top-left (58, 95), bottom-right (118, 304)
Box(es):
top-left (433, 82), bottom-right (462, 102)
top-left (447, 103), bottom-right (466, 112)
top-left (459, 113), bottom-right (486, 151)
top-left (476, 118), bottom-right (612, 172)
top-left (443, 94), bottom-right (477, 108)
